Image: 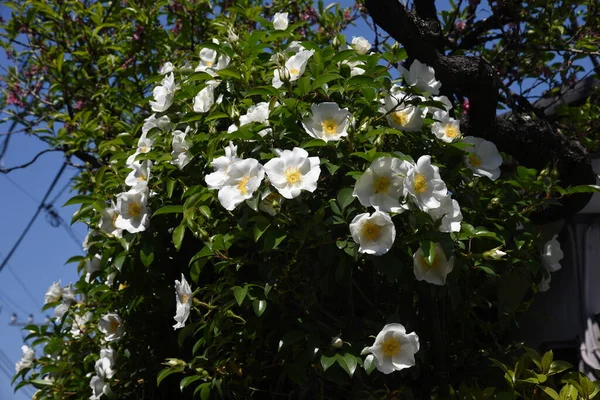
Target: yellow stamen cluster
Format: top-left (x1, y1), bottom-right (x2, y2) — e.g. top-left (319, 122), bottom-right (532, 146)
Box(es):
top-left (285, 167), bottom-right (301, 185)
top-left (361, 221), bottom-right (381, 241)
top-left (374, 176), bottom-right (391, 193)
top-left (468, 154), bottom-right (482, 167)
top-left (237, 176), bottom-right (251, 195)
top-left (413, 173), bottom-right (428, 194)
top-left (382, 336), bottom-right (402, 357)
top-left (391, 111), bottom-right (409, 126)
top-left (321, 119), bottom-right (338, 136)
top-left (444, 124), bottom-right (460, 139)
top-left (128, 202), bottom-right (142, 217)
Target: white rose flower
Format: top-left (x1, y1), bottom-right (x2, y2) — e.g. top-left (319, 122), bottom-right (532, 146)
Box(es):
top-left (100, 348), bottom-right (116, 367)
top-left (149, 72), bottom-right (176, 112)
top-left (205, 142), bottom-right (239, 190)
top-left (126, 134), bottom-right (154, 166)
top-left (216, 158), bottom-right (265, 211)
top-left (463, 136), bottom-right (503, 181)
top-left (171, 127), bottom-right (192, 170)
top-left (353, 156), bottom-right (413, 213)
top-left (413, 242), bottom-right (454, 285)
top-left (125, 160), bottom-right (152, 191)
top-left (382, 88), bottom-right (423, 132)
top-left (159, 62), bottom-right (174, 75)
top-left (70, 311), bottom-right (93, 338)
top-left (404, 155), bottom-right (448, 211)
top-left (538, 273), bottom-right (551, 292)
top-left (431, 110), bottom-right (461, 142)
top-left (367, 324), bottom-right (419, 374)
top-left (85, 254), bottom-right (102, 283)
top-left (351, 36), bottom-right (371, 55)
top-left (400, 59), bottom-right (441, 96)
top-left (173, 274), bottom-right (192, 330)
top-left (273, 12), bottom-right (289, 30)
top-left (193, 81), bottom-right (220, 113)
top-left (54, 300), bottom-right (70, 320)
top-left (426, 95), bottom-right (453, 115)
top-left (263, 147), bottom-right (321, 199)
top-left (349, 211), bottom-right (396, 256)
top-left (95, 355), bottom-right (116, 380)
top-left (342, 60), bottom-right (366, 76)
top-left (286, 41), bottom-right (306, 54)
top-left (99, 202), bottom-right (123, 238)
top-left (15, 345), bottom-right (35, 372)
top-left (301, 102), bottom-right (352, 142)
top-left (114, 188), bottom-right (150, 234)
top-left (272, 49), bottom-right (315, 88)
top-left (44, 281), bottom-right (62, 304)
top-left (426, 195), bottom-right (463, 233)
top-left (142, 114), bottom-right (171, 135)
top-left (229, 102), bottom-right (277, 137)
top-left (89, 375), bottom-right (108, 400)
top-left (98, 313), bottom-right (124, 342)
top-left (62, 283), bottom-right (77, 302)
top-left (198, 44), bottom-right (230, 71)
top-left (542, 234), bottom-right (563, 272)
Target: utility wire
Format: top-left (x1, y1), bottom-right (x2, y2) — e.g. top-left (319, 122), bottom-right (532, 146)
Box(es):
top-left (48, 175), bottom-right (74, 206)
top-left (6, 265), bottom-right (39, 310)
top-left (0, 162), bottom-right (67, 275)
top-left (2, 173), bottom-right (39, 204)
top-left (0, 288), bottom-right (30, 316)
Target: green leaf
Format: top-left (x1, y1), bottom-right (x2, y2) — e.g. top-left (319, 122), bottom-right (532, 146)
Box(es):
top-left (301, 139), bottom-right (328, 148)
top-left (173, 224), bottom-right (186, 251)
top-left (559, 384), bottom-right (578, 399)
top-left (548, 360), bottom-right (572, 375)
top-left (140, 248), bottom-right (154, 268)
top-left (566, 184), bottom-right (600, 194)
top-left (63, 195), bottom-right (98, 206)
top-left (321, 355), bottom-right (336, 371)
top-left (180, 375), bottom-right (202, 392)
top-left (205, 112), bottom-right (229, 122)
top-left (195, 383), bottom-right (211, 400)
top-left (30, 378), bottom-right (54, 387)
top-left (337, 187), bottom-right (354, 210)
top-left (311, 73), bottom-right (342, 90)
top-left (335, 353), bottom-right (357, 377)
top-left (541, 387), bottom-right (560, 400)
top-left (157, 365), bottom-right (184, 386)
top-left (253, 299), bottom-right (267, 317)
top-left (198, 205), bottom-right (212, 219)
top-left (363, 354), bottom-right (376, 375)
top-left (153, 205), bottom-right (183, 216)
top-left (346, 75), bottom-right (375, 88)
top-left (541, 350), bottom-right (553, 373)
top-left (217, 68), bottom-right (241, 79)
top-left (232, 286), bottom-right (248, 306)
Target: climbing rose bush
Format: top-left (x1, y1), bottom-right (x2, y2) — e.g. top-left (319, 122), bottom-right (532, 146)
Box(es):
top-left (14, 9), bottom-right (588, 400)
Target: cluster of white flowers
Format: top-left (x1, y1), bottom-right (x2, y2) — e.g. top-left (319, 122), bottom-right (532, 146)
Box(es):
top-left (15, 345), bottom-right (35, 373)
top-left (89, 348), bottom-right (116, 400)
top-left (205, 144), bottom-right (321, 210)
top-left (538, 234), bottom-right (564, 292)
top-left (45, 281), bottom-right (77, 321)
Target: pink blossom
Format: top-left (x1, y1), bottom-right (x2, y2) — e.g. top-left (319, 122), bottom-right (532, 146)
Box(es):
top-left (74, 100), bottom-right (85, 110)
top-left (456, 21), bottom-right (466, 31)
top-left (462, 99), bottom-right (470, 115)
top-left (344, 9), bottom-right (352, 21)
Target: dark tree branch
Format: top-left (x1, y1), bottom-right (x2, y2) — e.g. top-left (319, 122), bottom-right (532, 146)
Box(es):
top-left (365, 0), bottom-right (596, 221)
top-left (0, 148), bottom-right (61, 173)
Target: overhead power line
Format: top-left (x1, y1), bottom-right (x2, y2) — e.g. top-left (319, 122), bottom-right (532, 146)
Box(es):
top-left (0, 162), bottom-right (67, 275)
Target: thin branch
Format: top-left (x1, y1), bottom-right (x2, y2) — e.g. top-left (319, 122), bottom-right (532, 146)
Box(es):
top-left (0, 148), bottom-right (61, 173)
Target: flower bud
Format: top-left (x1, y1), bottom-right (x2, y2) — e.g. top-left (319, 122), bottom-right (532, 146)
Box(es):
top-left (331, 336), bottom-right (343, 348)
top-left (483, 246), bottom-right (507, 260)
